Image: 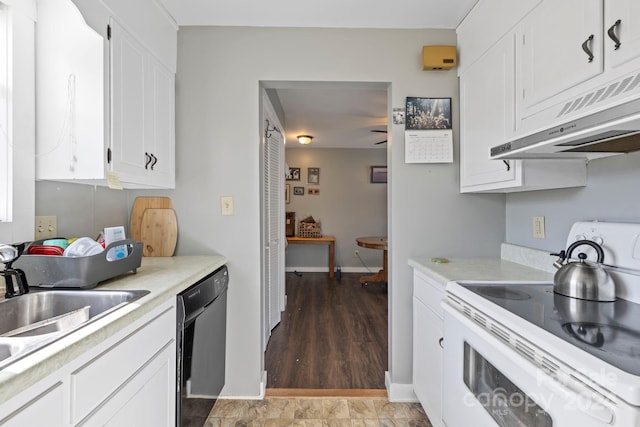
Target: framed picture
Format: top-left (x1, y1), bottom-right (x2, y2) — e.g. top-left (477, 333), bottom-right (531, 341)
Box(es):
top-left (293, 186), bottom-right (304, 196)
top-left (286, 167), bottom-right (300, 181)
top-left (405, 97), bottom-right (452, 130)
top-left (308, 188), bottom-right (320, 195)
top-left (285, 184), bottom-right (291, 203)
top-left (307, 167), bottom-right (320, 184)
top-left (370, 166), bottom-right (387, 183)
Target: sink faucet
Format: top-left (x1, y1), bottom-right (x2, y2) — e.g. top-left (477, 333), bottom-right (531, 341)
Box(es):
top-left (0, 243), bottom-right (29, 298)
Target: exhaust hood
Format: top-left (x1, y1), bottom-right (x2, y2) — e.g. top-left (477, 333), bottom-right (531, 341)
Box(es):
top-left (490, 97), bottom-right (640, 160)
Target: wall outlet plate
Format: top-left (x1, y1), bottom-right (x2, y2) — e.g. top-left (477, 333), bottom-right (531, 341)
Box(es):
top-left (533, 216), bottom-right (545, 239)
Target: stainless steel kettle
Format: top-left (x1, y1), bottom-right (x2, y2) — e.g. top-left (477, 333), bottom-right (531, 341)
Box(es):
top-left (552, 240), bottom-right (615, 302)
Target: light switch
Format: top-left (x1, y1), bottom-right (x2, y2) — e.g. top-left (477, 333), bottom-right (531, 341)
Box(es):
top-left (35, 216), bottom-right (58, 239)
top-left (221, 196), bottom-right (234, 216)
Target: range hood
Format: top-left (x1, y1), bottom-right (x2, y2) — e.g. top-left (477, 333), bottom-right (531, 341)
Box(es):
top-left (490, 97), bottom-right (640, 160)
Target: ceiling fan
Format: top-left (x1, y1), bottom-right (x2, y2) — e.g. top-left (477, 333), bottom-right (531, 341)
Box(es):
top-left (371, 129), bottom-right (387, 145)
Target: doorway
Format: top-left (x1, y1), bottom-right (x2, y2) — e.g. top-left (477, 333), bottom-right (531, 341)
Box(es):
top-left (260, 80), bottom-right (390, 390)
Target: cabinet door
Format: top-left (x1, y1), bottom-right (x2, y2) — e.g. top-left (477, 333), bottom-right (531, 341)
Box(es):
top-left (519, 0), bottom-right (604, 114)
top-left (144, 55), bottom-right (175, 188)
top-left (413, 297), bottom-right (443, 427)
top-left (605, 0), bottom-right (640, 70)
top-left (460, 34), bottom-right (520, 192)
top-left (110, 18), bottom-right (148, 182)
top-left (0, 383), bottom-right (64, 426)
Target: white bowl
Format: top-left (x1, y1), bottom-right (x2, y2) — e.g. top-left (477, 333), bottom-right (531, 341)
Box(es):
top-left (63, 237), bottom-right (104, 257)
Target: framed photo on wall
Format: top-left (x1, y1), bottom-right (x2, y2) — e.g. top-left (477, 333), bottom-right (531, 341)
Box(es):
top-left (405, 97), bottom-right (452, 130)
top-left (307, 167), bottom-right (320, 184)
top-left (285, 184), bottom-right (290, 203)
top-left (286, 167), bottom-right (300, 181)
top-left (370, 166), bottom-right (387, 183)
top-left (293, 186), bottom-right (304, 195)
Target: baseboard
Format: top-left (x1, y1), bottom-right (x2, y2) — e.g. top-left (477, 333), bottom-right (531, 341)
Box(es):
top-left (285, 266), bottom-right (380, 274)
top-left (217, 372), bottom-right (266, 400)
top-left (265, 389), bottom-right (388, 398)
top-left (385, 371), bottom-right (418, 402)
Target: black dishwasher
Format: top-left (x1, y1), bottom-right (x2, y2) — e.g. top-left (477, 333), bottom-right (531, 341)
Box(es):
top-left (176, 265), bottom-right (228, 427)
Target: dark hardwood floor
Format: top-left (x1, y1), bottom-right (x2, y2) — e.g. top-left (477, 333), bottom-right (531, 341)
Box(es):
top-left (265, 272), bottom-right (388, 389)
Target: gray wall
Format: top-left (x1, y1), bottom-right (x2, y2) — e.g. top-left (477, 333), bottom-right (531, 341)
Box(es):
top-left (285, 148), bottom-right (387, 271)
top-left (506, 151), bottom-right (640, 252)
top-left (35, 26), bottom-right (507, 398)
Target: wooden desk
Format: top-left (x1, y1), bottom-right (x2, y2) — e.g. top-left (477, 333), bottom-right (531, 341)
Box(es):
top-left (356, 236), bottom-right (388, 285)
top-left (287, 236), bottom-right (336, 279)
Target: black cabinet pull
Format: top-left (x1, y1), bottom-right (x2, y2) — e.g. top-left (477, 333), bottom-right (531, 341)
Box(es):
top-left (582, 35), bottom-right (595, 63)
top-left (607, 19), bottom-right (622, 50)
top-left (150, 154), bottom-right (158, 171)
top-left (438, 337), bottom-right (444, 349)
top-left (503, 160), bottom-right (511, 171)
top-left (144, 152), bottom-right (152, 170)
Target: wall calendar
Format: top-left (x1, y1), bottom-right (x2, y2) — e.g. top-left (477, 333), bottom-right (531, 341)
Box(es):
top-left (405, 130), bottom-right (453, 163)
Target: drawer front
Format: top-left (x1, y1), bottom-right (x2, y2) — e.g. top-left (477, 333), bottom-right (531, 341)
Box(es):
top-left (413, 270), bottom-right (445, 318)
top-left (70, 305), bottom-right (175, 423)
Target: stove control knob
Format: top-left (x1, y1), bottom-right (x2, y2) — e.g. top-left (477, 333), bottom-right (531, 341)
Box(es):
top-left (592, 236), bottom-right (604, 245)
top-left (575, 234), bottom-right (586, 241)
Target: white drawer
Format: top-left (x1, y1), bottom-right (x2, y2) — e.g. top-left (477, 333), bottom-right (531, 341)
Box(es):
top-left (413, 270), bottom-right (445, 318)
top-left (70, 305), bottom-right (175, 423)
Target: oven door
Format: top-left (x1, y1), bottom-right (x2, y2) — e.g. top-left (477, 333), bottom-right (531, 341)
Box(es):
top-left (442, 302), bottom-right (616, 427)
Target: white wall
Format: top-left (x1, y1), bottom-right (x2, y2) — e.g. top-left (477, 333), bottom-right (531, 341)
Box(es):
top-left (506, 151), bottom-right (640, 252)
top-left (285, 147), bottom-right (387, 271)
top-left (166, 26), bottom-right (505, 398)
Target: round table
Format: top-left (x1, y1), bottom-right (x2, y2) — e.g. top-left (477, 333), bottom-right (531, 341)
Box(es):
top-left (356, 236), bottom-right (388, 285)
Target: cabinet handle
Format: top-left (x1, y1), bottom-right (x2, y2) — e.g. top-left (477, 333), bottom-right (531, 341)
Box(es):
top-left (581, 35), bottom-right (595, 63)
top-left (503, 160), bottom-right (511, 171)
top-left (607, 19), bottom-right (622, 50)
top-left (150, 154), bottom-right (158, 171)
top-left (144, 152), bottom-right (152, 170)
top-left (438, 337), bottom-right (444, 349)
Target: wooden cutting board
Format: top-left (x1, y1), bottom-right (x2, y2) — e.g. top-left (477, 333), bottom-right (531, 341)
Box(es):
top-left (140, 208), bottom-right (178, 257)
top-left (130, 197), bottom-right (173, 242)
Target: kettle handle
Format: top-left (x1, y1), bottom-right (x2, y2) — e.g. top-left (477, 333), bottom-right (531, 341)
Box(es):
top-left (566, 239), bottom-right (605, 263)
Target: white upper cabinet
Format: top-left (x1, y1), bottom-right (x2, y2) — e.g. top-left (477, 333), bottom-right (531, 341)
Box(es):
top-left (458, 0), bottom-right (588, 193)
top-left (518, 0), bottom-right (604, 115)
top-left (109, 19), bottom-right (175, 188)
top-left (516, 0), bottom-right (640, 134)
top-left (459, 32), bottom-right (587, 193)
top-left (460, 34), bottom-right (518, 191)
top-left (605, 0), bottom-right (640, 70)
top-left (36, 0), bottom-right (106, 181)
top-left (35, 0), bottom-right (176, 188)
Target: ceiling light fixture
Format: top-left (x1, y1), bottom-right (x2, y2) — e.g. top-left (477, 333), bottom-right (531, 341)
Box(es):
top-left (297, 135), bottom-right (313, 145)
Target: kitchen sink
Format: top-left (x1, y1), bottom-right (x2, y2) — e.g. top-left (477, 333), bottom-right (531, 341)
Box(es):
top-left (0, 289), bottom-right (149, 369)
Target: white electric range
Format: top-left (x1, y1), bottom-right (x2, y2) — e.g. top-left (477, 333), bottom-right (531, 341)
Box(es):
top-left (442, 222), bottom-right (640, 427)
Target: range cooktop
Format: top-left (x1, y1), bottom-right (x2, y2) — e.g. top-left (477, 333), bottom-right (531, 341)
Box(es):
top-left (463, 282), bottom-right (640, 376)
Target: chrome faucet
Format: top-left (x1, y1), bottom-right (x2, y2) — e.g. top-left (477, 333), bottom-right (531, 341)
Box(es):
top-left (0, 243), bottom-right (29, 298)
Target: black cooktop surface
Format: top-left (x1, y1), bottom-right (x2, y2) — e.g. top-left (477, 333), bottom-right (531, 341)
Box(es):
top-left (462, 283), bottom-right (640, 376)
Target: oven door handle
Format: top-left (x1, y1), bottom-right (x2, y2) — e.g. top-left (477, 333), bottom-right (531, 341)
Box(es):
top-left (539, 374), bottom-right (614, 424)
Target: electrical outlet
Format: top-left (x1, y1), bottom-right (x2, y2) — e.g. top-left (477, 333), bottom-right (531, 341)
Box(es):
top-left (533, 216), bottom-right (545, 239)
top-left (354, 249), bottom-right (359, 257)
top-left (221, 196), bottom-right (234, 216)
top-left (35, 216), bottom-right (58, 239)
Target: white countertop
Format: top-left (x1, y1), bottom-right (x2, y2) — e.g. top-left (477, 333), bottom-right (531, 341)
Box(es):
top-left (0, 255), bottom-right (227, 405)
top-left (409, 257), bottom-right (554, 287)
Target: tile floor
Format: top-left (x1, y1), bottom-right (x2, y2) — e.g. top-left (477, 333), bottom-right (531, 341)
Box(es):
top-left (203, 397), bottom-right (433, 427)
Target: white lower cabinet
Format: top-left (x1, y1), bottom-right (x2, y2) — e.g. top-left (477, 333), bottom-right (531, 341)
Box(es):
top-left (0, 301), bottom-right (176, 426)
top-left (412, 270), bottom-right (444, 427)
top-left (0, 383), bottom-right (65, 426)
